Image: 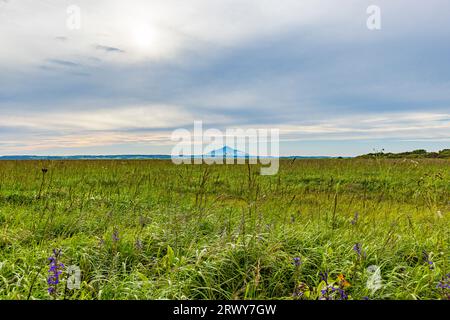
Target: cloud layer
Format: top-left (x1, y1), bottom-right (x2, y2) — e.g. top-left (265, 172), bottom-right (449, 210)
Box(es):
top-left (0, 0), bottom-right (449, 155)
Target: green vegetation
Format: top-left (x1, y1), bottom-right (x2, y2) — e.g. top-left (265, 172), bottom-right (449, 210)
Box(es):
top-left (0, 159), bottom-right (449, 300)
top-left (358, 149), bottom-right (450, 159)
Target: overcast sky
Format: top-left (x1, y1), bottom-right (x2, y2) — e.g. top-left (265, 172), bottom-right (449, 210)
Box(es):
top-left (0, 0), bottom-right (449, 156)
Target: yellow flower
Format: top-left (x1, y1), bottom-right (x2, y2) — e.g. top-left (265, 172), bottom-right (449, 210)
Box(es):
top-left (338, 274), bottom-right (351, 288)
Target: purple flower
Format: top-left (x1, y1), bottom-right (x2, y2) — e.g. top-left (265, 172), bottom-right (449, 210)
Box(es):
top-left (337, 288), bottom-right (348, 300)
top-left (292, 282), bottom-right (309, 299)
top-left (47, 249), bottom-right (64, 296)
top-left (319, 286), bottom-right (331, 300)
top-left (422, 251), bottom-right (434, 270)
top-left (437, 273), bottom-right (450, 299)
top-left (353, 243), bottom-right (362, 255)
top-left (112, 228), bottom-right (119, 242)
top-left (317, 271), bottom-right (351, 300)
top-left (319, 284), bottom-right (348, 300)
top-left (353, 243), bottom-right (366, 258)
top-left (293, 257), bottom-right (302, 267)
top-left (320, 272), bottom-right (329, 284)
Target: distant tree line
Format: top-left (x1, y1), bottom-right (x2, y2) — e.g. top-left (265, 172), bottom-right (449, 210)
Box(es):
top-left (357, 149), bottom-right (450, 159)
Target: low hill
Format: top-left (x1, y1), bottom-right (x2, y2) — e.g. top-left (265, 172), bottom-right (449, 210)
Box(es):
top-left (357, 149), bottom-right (450, 159)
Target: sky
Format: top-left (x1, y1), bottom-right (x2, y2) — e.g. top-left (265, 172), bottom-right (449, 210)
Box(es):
top-left (0, 0), bottom-right (449, 156)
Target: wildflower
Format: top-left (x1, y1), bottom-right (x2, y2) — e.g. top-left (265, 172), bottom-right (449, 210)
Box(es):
top-left (337, 274), bottom-right (351, 288)
top-left (422, 251), bottom-right (434, 270)
top-left (47, 249), bottom-right (64, 296)
top-left (319, 288), bottom-right (331, 300)
top-left (112, 228), bottom-right (119, 242)
top-left (353, 243), bottom-right (362, 256)
top-left (335, 274), bottom-right (350, 300)
top-left (351, 212), bottom-right (359, 225)
top-left (320, 271), bottom-right (329, 284)
top-left (293, 282), bottom-right (309, 299)
top-left (318, 271), bottom-right (349, 300)
top-left (318, 272), bottom-right (330, 300)
top-left (319, 283), bottom-right (348, 300)
top-left (337, 287), bottom-right (348, 300)
top-left (293, 257), bottom-right (302, 268)
top-left (37, 168), bottom-right (48, 199)
top-left (436, 273), bottom-right (450, 300)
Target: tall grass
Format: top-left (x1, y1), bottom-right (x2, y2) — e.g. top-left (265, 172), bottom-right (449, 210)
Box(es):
top-left (0, 159), bottom-right (448, 300)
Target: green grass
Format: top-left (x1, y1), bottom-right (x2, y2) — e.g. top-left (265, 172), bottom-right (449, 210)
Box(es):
top-left (0, 158), bottom-right (449, 300)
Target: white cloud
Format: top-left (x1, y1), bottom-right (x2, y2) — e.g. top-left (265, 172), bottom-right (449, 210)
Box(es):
top-left (277, 113), bottom-right (450, 141)
top-left (0, 0), bottom-right (414, 67)
top-left (1, 1), bottom-right (450, 155)
top-left (0, 109), bottom-right (448, 153)
top-left (0, 104), bottom-right (222, 131)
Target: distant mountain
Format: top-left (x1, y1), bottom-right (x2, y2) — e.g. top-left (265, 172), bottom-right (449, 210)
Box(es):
top-left (204, 146), bottom-right (336, 159)
top-left (203, 146), bottom-right (249, 158)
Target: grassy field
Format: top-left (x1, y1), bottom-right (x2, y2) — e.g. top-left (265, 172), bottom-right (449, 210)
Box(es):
top-left (0, 159), bottom-right (449, 300)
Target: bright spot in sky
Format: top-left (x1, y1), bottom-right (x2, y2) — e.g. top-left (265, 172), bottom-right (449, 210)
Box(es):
top-left (131, 23), bottom-right (157, 51)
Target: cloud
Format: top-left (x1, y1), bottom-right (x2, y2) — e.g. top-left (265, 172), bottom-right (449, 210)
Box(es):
top-left (95, 45), bottom-right (125, 53)
top-left (0, 108), bottom-right (447, 154)
top-left (0, 0), bottom-right (450, 155)
top-left (0, 105), bottom-right (200, 132)
top-left (46, 59), bottom-right (81, 68)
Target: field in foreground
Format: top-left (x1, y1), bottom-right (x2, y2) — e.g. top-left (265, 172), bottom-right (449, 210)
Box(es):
top-left (0, 159), bottom-right (449, 300)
